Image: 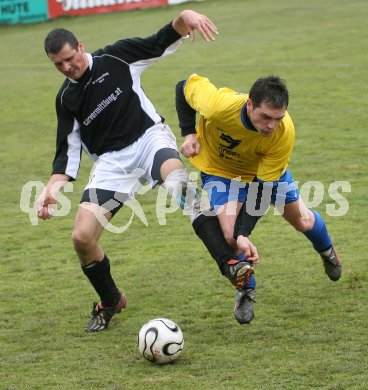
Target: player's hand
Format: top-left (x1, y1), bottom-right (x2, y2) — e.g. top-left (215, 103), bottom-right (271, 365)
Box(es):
top-left (180, 134), bottom-right (200, 158)
top-left (237, 235), bottom-right (260, 264)
top-left (36, 191), bottom-right (57, 220)
top-left (176, 10), bottom-right (218, 42)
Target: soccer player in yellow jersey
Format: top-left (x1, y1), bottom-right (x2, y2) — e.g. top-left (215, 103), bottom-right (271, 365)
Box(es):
top-left (176, 74), bottom-right (342, 325)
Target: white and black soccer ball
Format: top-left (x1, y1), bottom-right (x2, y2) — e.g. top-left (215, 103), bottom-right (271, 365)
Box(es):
top-left (138, 318), bottom-right (184, 364)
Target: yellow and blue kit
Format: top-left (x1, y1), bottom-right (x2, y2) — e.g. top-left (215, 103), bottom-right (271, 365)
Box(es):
top-left (176, 74), bottom-right (333, 255)
top-left (183, 74), bottom-right (295, 183)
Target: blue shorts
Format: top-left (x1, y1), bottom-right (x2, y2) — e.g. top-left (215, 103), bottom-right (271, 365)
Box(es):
top-left (201, 169), bottom-right (300, 213)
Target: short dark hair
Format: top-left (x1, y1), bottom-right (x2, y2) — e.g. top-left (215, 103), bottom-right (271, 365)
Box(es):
top-left (44, 28), bottom-right (78, 55)
top-left (249, 75), bottom-right (289, 109)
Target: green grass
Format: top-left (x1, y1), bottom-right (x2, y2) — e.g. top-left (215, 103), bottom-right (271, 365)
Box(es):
top-left (1, 0), bottom-right (367, 388)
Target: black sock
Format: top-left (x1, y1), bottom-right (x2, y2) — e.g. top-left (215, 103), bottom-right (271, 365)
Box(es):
top-left (82, 255), bottom-right (120, 307)
top-left (192, 214), bottom-right (235, 274)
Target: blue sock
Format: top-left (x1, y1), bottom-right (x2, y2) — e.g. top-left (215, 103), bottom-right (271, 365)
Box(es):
top-left (303, 210), bottom-right (332, 253)
top-left (235, 254), bottom-right (256, 289)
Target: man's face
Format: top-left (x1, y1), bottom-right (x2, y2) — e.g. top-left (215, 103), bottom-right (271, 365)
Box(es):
top-left (247, 99), bottom-right (286, 137)
top-left (48, 42), bottom-right (87, 80)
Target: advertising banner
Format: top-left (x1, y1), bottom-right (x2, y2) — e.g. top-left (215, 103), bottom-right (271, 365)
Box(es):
top-left (48, 0), bottom-right (168, 19)
top-left (168, 0), bottom-right (198, 3)
top-left (0, 0), bottom-right (48, 24)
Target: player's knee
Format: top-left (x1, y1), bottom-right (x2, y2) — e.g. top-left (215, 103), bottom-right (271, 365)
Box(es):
top-left (285, 206), bottom-right (315, 232)
top-left (163, 168), bottom-right (189, 192)
top-left (71, 228), bottom-right (95, 252)
top-left (291, 217), bottom-right (314, 232)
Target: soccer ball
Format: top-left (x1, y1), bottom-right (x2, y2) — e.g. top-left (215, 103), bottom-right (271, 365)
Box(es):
top-left (138, 318), bottom-right (184, 364)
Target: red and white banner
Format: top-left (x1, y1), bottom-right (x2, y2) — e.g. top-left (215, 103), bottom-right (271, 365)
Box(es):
top-left (167, 0), bottom-right (193, 3)
top-left (48, 0), bottom-right (168, 19)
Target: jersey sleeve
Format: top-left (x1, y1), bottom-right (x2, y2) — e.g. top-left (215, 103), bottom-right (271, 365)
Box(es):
top-left (176, 80), bottom-right (197, 136)
top-left (52, 96), bottom-right (82, 180)
top-left (100, 22), bottom-right (183, 66)
top-left (183, 74), bottom-right (222, 118)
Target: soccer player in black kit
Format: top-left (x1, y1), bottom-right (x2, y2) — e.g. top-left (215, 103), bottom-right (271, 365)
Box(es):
top-left (37, 10), bottom-right (222, 332)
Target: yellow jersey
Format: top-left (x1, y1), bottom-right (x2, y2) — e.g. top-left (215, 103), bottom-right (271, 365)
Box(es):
top-left (184, 74), bottom-right (295, 182)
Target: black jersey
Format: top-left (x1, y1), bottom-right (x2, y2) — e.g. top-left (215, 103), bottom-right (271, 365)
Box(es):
top-left (52, 23), bottom-right (182, 179)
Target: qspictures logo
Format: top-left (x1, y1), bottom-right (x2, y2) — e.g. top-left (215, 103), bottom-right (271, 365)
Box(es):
top-left (19, 168), bottom-right (351, 234)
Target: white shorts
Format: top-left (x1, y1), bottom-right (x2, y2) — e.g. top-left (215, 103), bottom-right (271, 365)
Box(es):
top-left (82, 124), bottom-right (180, 210)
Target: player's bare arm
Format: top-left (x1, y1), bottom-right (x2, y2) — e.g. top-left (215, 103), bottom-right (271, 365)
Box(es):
top-left (172, 10), bottom-right (218, 42)
top-left (37, 173), bottom-right (70, 220)
top-left (236, 235), bottom-right (260, 264)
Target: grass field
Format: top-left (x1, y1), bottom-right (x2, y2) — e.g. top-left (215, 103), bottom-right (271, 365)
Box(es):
top-left (1, 0), bottom-right (367, 388)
